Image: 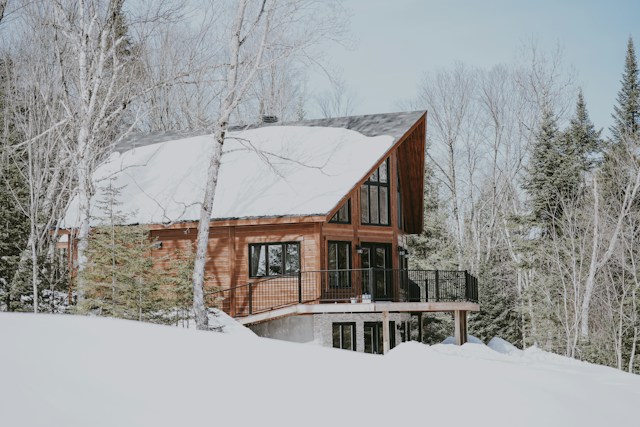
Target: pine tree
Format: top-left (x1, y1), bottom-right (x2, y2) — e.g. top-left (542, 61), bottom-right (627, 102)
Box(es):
top-left (611, 37), bottom-right (639, 145)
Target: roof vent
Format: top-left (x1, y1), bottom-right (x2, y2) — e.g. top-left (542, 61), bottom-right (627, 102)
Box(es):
top-left (261, 115), bottom-right (279, 124)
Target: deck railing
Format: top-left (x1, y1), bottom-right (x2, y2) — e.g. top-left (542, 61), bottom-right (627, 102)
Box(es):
top-left (206, 269), bottom-right (478, 318)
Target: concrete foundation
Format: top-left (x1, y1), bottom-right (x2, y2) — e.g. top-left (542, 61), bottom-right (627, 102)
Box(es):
top-left (248, 314), bottom-right (315, 343)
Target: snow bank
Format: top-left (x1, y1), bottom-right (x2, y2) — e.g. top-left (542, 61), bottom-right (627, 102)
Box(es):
top-left (488, 336), bottom-right (522, 355)
top-left (442, 334), bottom-right (484, 345)
top-left (1, 313), bottom-right (640, 427)
top-left (62, 126), bottom-right (395, 227)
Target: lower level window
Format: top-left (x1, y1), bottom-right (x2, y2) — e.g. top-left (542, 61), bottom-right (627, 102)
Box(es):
top-left (363, 321), bottom-right (396, 354)
top-left (332, 322), bottom-right (356, 351)
top-left (249, 242), bottom-right (300, 277)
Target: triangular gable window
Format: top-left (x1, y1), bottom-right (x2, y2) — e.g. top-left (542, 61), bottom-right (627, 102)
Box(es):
top-left (329, 199), bottom-right (351, 224)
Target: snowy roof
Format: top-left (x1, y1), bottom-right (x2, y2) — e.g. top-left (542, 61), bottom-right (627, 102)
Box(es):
top-left (62, 112), bottom-right (425, 227)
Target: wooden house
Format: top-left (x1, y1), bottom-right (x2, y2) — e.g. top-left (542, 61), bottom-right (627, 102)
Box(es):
top-left (61, 111), bottom-right (479, 353)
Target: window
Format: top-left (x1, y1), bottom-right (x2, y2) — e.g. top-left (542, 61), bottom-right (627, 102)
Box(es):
top-left (328, 241), bottom-right (351, 288)
top-left (397, 163), bottom-right (403, 230)
top-left (329, 200), bottom-right (351, 224)
top-left (360, 159), bottom-right (390, 226)
top-left (363, 321), bottom-right (396, 354)
top-left (332, 323), bottom-right (356, 351)
top-left (249, 242), bottom-right (300, 277)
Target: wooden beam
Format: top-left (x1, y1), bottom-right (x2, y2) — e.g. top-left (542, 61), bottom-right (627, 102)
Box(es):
top-left (454, 310), bottom-right (468, 346)
top-left (382, 310), bottom-right (390, 355)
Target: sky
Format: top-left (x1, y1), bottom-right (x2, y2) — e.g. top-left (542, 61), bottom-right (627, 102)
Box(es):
top-left (310, 0), bottom-right (640, 135)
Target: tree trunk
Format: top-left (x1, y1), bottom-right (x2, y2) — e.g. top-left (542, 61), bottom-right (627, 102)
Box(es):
top-left (191, 132), bottom-right (225, 330)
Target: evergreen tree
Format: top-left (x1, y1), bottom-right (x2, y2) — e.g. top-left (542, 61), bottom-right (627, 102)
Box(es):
top-left (0, 58), bottom-right (30, 311)
top-left (611, 37), bottom-right (639, 145)
top-left (77, 180), bottom-right (196, 324)
top-left (565, 90), bottom-right (602, 175)
top-left (523, 107), bottom-right (565, 223)
top-left (78, 182), bottom-right (167, 322)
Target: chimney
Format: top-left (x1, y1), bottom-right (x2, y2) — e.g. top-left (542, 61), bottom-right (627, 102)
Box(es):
top-left (261, 114), bottom-right (279, 124)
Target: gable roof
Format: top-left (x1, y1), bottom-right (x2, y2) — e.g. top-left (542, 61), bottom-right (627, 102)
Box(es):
top-left (61, 111), bottom-right (426, 228)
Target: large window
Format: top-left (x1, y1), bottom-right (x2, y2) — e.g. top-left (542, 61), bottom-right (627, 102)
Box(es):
top-left (329, 200), bottom-right (351, 224)
top-left (328, 241), bottom-right (351, 288)
top-left (332, 322), bottom-right (356, 351)
top-left (360, 159), bottom-right (390, 226)
top-left (249, 242), bottom-right (300, 277)
top-left (397, 164), bottom-right (403, 230)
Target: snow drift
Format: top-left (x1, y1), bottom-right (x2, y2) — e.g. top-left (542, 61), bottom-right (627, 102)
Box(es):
top-left (1, 313), bottom-right (639, 427)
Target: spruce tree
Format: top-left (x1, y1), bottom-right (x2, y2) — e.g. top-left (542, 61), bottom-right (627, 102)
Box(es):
top-left (524, 107), bottom-right (565, 223)
top-left (78, 181), bottom-right (167, 322)
top-left (566, 90), bottom-right (602, 175)
top-left (611, 37), bottom-right (639, 145)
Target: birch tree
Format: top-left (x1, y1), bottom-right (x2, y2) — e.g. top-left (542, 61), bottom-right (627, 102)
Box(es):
top-left (189, 0), bottom-right (345, 329)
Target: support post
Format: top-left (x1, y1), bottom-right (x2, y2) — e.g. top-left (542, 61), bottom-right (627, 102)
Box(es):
top-left (454, 310), bottom-right (468, 345)
top-left (382, 310), bottom-right (390, 354)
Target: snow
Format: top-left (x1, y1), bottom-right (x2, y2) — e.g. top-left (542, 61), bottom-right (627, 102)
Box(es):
top-left (62, 126), bottom-right (395, 227)
top-left (488, 336), bottom-right (522, 355)
top-left (2, 313), bottom-right (640, 427)
top-left (442, 334), bottom-right (484, 345)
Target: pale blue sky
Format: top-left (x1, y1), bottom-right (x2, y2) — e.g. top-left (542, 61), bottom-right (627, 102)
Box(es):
top-left (312, 0), bottom-right (640, 134)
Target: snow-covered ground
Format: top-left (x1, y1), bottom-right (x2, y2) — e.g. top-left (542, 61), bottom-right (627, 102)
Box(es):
top-left (1, 313), bottom-right (639, 427)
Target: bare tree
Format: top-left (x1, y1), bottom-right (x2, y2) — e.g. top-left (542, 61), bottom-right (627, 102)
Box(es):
top-left (314, 73), bottom-right (358, 119)
top-left (189, 0), bottom-right (345, 329)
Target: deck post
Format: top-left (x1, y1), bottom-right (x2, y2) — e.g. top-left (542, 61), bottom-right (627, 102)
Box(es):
top-left (454, 310), bottom-right (468, 345)
top-left (382, 310), bottom-right (390, 354)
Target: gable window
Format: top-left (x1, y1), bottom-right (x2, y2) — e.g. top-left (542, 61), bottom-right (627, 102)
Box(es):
top-left (329, 200), bottom-right (351, 224)
top-left (249, 242), bottom-right (300, 277)
top-left (397, 162), bottom-right (403, 230)
top-left (360, 159), bottom-right (390, 226)
top-left (332, 322), bottom-right (356, 351)
top-left (328, 241), bottom-right (351, 288)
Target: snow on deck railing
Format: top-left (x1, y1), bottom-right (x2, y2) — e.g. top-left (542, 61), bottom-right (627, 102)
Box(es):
top-left (205, 269), bottom-right (479, 318)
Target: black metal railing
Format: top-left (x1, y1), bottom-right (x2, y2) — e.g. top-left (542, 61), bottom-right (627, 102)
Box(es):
top-left (206, 269), bottom-right (478, 318)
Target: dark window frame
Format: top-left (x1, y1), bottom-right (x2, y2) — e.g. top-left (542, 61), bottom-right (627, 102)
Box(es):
top-left (397, 160), bottom-right (403, 230)
top-left (328, 240), bottom-right (352, 288)
top-left (363, 321), bottom-right (396, 354)
top-left (329, 199), bottom-right (351, 224)
top-left (332, 322), bottom-right (356, 351)
top-left (248, 242), bottom-right (301, 278)
top-left (360, 159), bottom-right (391, 227)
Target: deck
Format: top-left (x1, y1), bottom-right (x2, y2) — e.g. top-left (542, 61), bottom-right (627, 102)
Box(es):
top-left (207, 269), bottom-right (479, 321)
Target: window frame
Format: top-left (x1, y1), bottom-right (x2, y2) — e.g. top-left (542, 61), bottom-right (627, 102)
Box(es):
top-left (327, 240), bottom-right (352, 288)
top-left (248, 241), bottom-right (301, 278)
top-left (332, 322), bottom-right (356, 351)
top-left (329, 199), bottom-right (351, 224)
top-left (360, 159), bottom-right (391, 227)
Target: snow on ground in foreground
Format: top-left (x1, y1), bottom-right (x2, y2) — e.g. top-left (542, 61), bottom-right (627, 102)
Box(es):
top-left (2, 313), bottom-right (640, 427)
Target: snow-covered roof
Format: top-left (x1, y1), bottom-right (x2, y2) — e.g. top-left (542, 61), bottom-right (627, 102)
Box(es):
top-left (62, 112), bottom-right (425, 227)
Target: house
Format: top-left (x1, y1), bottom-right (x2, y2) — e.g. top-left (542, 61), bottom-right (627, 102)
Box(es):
top-left (61, 111), bottom-right (479, 353)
